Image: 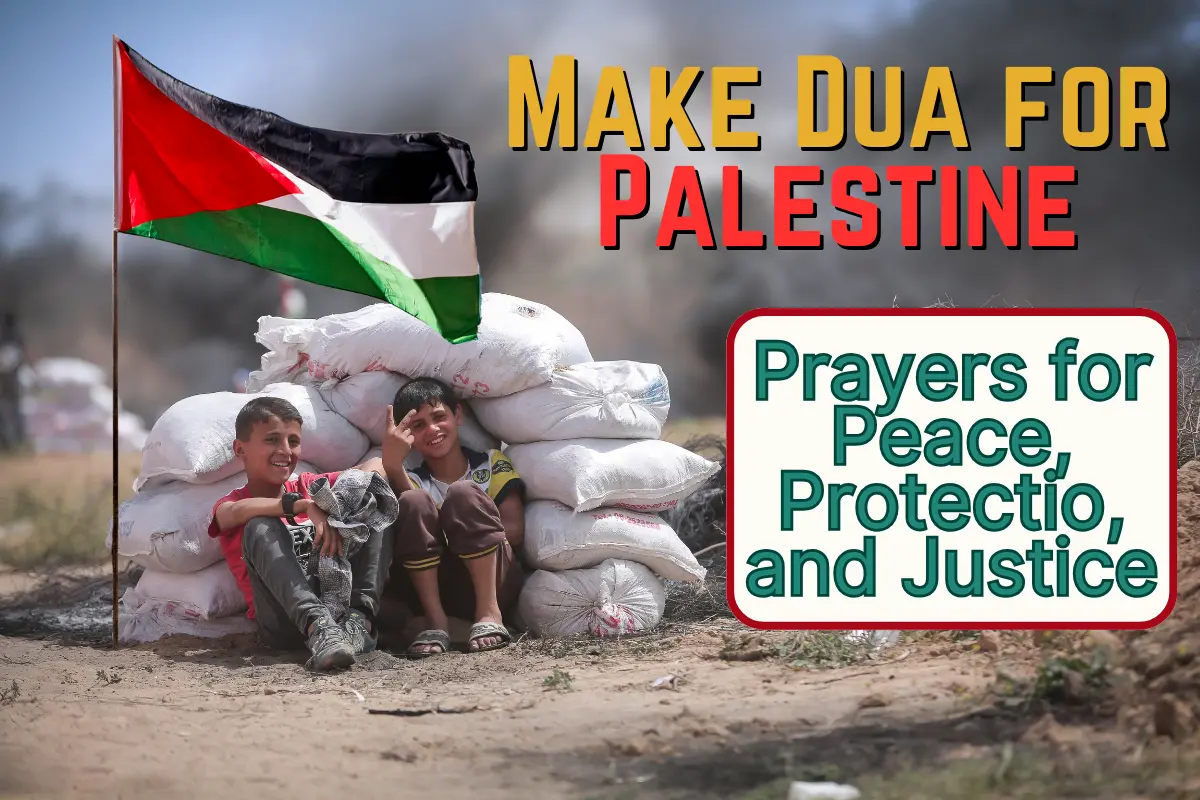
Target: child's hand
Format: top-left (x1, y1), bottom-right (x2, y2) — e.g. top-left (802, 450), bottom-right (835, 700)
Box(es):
top-left (309, 506), bottom-right (341, 559)
top-left (382, 406), bottom-right (416, 464)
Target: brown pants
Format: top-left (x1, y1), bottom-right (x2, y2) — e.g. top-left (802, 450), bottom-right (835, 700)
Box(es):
top-left (388, 482), bottom-right (525, 621)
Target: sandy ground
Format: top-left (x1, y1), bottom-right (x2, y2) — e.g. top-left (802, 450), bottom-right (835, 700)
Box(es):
top-left (2, 456), bottom-right (1199, 798)
top-left (0, 603), bottom-right (1006, 800)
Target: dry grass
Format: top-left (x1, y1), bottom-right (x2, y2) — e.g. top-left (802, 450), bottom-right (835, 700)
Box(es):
top-left (1178, 342), bottom-right (1200, 466)
top-left (0, 452), bottom-right (140, 569)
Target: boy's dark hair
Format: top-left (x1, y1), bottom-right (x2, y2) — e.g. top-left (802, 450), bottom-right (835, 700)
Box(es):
top-left (392, 377), bottom-right (460, 419)
top-left (235, 396), bottom-right (303, 440)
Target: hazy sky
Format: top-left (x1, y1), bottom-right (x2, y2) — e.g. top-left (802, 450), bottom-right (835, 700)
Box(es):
top-left (0, 0), bottom-right (448, 194)
top-left (0, 0), bottom-right (898, 198)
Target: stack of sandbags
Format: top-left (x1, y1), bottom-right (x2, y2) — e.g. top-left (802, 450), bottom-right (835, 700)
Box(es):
top-left (473, 361), bottom-right (720, 638)
top-left (244, 293), bottom-right (593, 398)
top-left (113, 380), bottom-right (369, 644)
top-left (18, 357), bottom-right (148, 454)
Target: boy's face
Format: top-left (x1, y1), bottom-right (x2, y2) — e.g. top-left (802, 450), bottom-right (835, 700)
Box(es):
top-left (233, 416), bottom-right (301, 485)
top-left (405, 401), bottom-right (462, 460)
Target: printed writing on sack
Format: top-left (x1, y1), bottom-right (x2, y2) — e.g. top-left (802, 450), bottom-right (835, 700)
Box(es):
top-left (590, 512), bottom-right (662, 529)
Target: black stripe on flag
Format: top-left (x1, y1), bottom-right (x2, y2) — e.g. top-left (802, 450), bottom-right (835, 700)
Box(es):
top-left (121, 42), bottom-right (478, 206)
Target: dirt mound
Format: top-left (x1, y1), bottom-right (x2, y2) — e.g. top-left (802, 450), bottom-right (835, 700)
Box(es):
top-left (1114, 461), bottom-right (1200, 739)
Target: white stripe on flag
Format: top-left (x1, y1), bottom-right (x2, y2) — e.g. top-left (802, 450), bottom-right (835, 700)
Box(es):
top-left (260, 161), bottom-right (479, 281)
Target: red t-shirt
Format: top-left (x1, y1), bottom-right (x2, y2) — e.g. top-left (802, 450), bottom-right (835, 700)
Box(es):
top-left (207, 472), bottom-right (339, 620)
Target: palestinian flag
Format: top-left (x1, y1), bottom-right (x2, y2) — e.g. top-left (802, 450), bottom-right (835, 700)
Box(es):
top-left (113, 38), bottom-right (481, 343)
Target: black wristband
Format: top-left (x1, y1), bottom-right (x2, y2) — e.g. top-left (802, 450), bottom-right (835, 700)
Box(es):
top-left (281, 492), bottom-right (301, 525)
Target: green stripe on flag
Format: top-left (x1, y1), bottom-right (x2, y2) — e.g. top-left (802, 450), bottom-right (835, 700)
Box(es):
top-left (127, 204), bottom-right (481, 343)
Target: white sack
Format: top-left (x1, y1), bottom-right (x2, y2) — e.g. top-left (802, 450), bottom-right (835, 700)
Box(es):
top-left (505, 438), bottom-right (720, 513)
top-left (128, 561), bottom-right (247, 620)
top-left (27, 357), bottom-right (107, 389)
top-left (517, 559), bottom-right (665, 638)
top-left (318, 370), bottom-right (410, 445)
top-left (245, 293), bottom-right (593, 398)
top-left (523, 500), bottom-right (705, 583)
top-left (470, 361), bottom-right (670, 444)
top-left (118, 594), bottom-right (256, 644)
top-left (134, 383), bottom-right (369, 491)
top-left (108, 463), bottom-right (319, 573)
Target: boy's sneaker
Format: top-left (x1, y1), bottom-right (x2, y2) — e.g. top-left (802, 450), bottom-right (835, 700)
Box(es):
top-left (342, 609), bottom-right (377, 655)
top-left (305, 614), bottom-right (356, 671)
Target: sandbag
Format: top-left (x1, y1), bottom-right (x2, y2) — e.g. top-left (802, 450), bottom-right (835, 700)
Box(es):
top-left (118, 593), bottom-right (255, 644)
top-left (134, 383), bottom-right (369, 491)
top-left (108, 463), bottom-right (320, 572)
top-left (505, 438), bottom-right (720, 513)
top-left (128, 561), bottom-right (247, 620)
top-left (470, 361), bottom-right (670, 444)
top-left (523, 500), bottom-right (705, 583)
top-left (517, 559), bottom-right (665, 638)
top-left (245, 293), bottom-right (593, 399)
top-left (318, 371), bottom-right (410, 445)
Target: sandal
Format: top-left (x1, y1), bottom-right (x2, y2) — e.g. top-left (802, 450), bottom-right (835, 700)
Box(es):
top-left (406, 629), bottom-right (451, 659)
top-left (468, 621), bottom-right (512, 653)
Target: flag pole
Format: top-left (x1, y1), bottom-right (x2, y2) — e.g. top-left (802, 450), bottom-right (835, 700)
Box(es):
top-left (111, 34), bottom-right (122, 650)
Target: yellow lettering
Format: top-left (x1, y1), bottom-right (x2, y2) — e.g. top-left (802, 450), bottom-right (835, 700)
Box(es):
top-left (911, 67), bottom-right (969, 149)
top-left (584, 67), bottom-right (643, 150)
top-left (854, 66), bottom-right (902, 149)
top-left (649, 67), bottom-right (704, 150)
top-left (797, 56), bottom-right (846, 149)
top-left (711, 66), bottom-right (761, 149)
top-left (508, 55), bottom-right (577, 149)
top-left (1120, 66), bottom-right (1168, 149)
top-left (1062, 66), bottom-right (1110, 149)
top-left (1005, 66), bottom-right (1053, 149)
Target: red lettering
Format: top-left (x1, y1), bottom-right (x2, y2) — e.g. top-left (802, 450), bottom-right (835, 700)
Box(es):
top-left (886, 166), bottom-right (935, 249)
top-left (599, 154), bottom-right (649, 249)
top-left (656, 166), bottom-right (715, 249)
top-left (967, 166), bottom-right (1019, 249)
top-left (773, 166), bottom-right (823, 248)
top-left (830, 166), bottom-right (881, 248)
top-left (721, 166), bottom-right (765, 248)
top-left (1028, 166), bottom-right (1077, 248)
top-left (940, 166), bottom-right (960, 248)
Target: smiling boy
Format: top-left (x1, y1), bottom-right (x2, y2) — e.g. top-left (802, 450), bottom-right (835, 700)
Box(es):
top-left (377, 378), bottom-right (526, 658)
top-left (208, 396), bottom-right (391, 671)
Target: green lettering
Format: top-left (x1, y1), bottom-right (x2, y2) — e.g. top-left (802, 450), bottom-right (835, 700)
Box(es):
top-left (1125, 353), bottom-right (1153, 400)
top-left (746, 549), bottom-right (785, 597)
top-left (987, 549), bottom-right (1025, 597)
top-left (831, 353), bottom-right (870, 403)
top-left (990, 353), bottom-right (1028, 401)
top-left (924, 418), bottom-right (963, 466)
top-left (880, 418), bottom-right (921, 467)
top-left (929, 483), bottom-right (970, 531)
top-left (833, 405), bottom-right (876, 466)
top-left (1073, 549), bottom-right (1113, 598)
top-left (781, 470), bottom-right (822, 531)
top-left (791, 549), bottom-right (830, 597)
top-left (834, 537), bottom-right (876, 597)
top-left (756, 340), bottom-right (799, 401)
top-left (916, 353), bottom-right (958, 401)
top-left (855, 484), bottom-right (898, 532)
top-left (1116, 549), bottom-right (1157, 597)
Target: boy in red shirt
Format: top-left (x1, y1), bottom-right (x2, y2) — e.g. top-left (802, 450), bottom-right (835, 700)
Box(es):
top-left (208, 396), bottom-right (391, 671)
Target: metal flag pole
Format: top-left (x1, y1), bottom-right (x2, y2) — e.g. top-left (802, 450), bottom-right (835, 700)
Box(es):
top-left (111, 34), bottom-right (122, 650)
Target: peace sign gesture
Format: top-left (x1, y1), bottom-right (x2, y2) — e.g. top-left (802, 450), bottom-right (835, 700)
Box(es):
top-left (382, 405), bottom-right (416, 465)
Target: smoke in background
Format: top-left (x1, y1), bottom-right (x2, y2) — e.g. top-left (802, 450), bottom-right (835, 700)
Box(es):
top-left (1, 0), bottom-right (1197, 422)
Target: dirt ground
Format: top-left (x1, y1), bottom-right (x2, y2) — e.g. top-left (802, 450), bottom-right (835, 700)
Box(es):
top-left (1, 463), bottom-right (1199, 798)
top-left (0, 609), bottom-right (1009, 799)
